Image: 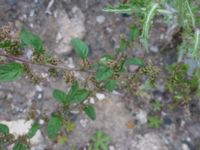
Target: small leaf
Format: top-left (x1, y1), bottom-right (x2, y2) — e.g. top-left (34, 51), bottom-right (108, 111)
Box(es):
top-left (129, 26), bottom-right (139, 42)
top-left (0, 62), bottom-right (24, 82)
top-left (71, 38), bottom-right (89, 59)
top-left (96, 65), bottom-right (113, 81)
top-left (70, 89), bottom-right (90, 104)
top-left (0, 123), bottom-right (9, 135)
top-left (105, 80), bottom-right (116, 92)
top-left (91, 131), bottom-right (111, 150)
top-left (47, 115), bottom-right (62, 139)
top-left (20, 27), bottom-right (43, 54)
top-left (27, 123), bottom-right (39, 139)
top-left (116, 38), bottom-right (128, 53)
top-left (84, 105), bottom-right (96, 120)
top-left (13, 143), bottom-right (28, 150)
top-left (53, 89), bottom-right (68, 105)
top-left (125, 57), bottom-right (144, 67)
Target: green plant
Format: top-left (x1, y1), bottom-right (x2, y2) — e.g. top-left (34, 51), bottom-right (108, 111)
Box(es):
top-left (1, 0), bottom-right (200, 149)
top-left (0, 22), bottom-right (145, 149)
top-left (88, 131), bottom-right (111, 150)
top-left (148, 116), bottom-right (162, 128)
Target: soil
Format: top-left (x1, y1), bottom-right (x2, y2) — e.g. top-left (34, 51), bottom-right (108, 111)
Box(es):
top-left (0, 0), bottom-right (200, 150)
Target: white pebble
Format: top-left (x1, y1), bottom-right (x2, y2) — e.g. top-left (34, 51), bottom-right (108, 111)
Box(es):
top-left (136, 109), bottom-right (147, 124)
top-left (37, 93), bottom-right (42, 99)
top-left (96, 93), bottom-right (105, 101)
top-left (89, 97), bottom-right (95, 104)
top-left (182, 144), bottom-right (190, 150)
top-left (109, 146), bottom-right (115, 150)
top-left (96, 15), bottom-right (106, 24)
top-left (39, 119), bottom-right (45, 125)
top-left (80, 119), bottom-right (88, 128)
top-left (35, 85), bottom-right (43, 92)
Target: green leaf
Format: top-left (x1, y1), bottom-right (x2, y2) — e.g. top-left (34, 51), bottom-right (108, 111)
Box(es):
top-left (70, 89), bottom-right (90, 104)
top-left (84, 105), bottom-right (96, 120)
top-left (116, 38), bottom-right (128, 53)
top-left (13, 143), bottom-right (28, 150)
top-left (96, 65), bottom-right (113, 81)
top-left (0, 40), bottom-right (13, 49)
top-left (53, 89), bottom-right (68, 105)
top-left (67, 81), bottom-right (90, 104)
top-left (129, 26), bottom-right (139, 42)
top-left (0, 123), bottom-right (9, 135)
top-left (125, 57), bottom-right (144, 67)
top-left (19, 27), bottom-right (43, 54)
top-left (71, 38), bottom-right (89, 59)
top-left (105, 80), bottom-right (116, 92)
top-left (47, 115), bottom-right (62, 139)
top-left (0, 62), bottom-right (24, 82)
top-left (91, 131), bottom-right (111, 150)
top-left (27, 123), bottom-right (39, 139)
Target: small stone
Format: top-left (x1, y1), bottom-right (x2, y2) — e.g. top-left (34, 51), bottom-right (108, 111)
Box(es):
top-left (149, 45), bottom-right (159, 53)
top-left (96, 93), bottom-right (105, 101)
top-left (30, 10), bottom-right (35, 17)
top-left (80, 119), bottom-right (88, 128)
top-left (89, 97), bottom-right (95, 104)
top-left (182, 143), bottom-right (190, 150)
top-left (35, 85), bottom-right (43, 92)
top-left (109, 146), bottom-right (115, 150)
top-left (128, 65), bottom-right (139, 72)
top-left (39, 119), bottom-right (45, 125)
top-left (163, 116), bottom-right (173, 126)
top-left (96, 15), bottom-right (106, 24)
top-left (37, 93), bottom-right (42, 99)
top-left (26, 49), bottom-right (33, 59)
top-left (136, 109), bottom-right (147, 124)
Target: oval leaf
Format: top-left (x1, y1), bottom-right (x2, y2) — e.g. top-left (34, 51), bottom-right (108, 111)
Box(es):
top-left (27, 123), bottom-right (39, 139)
top-left (70, 89), bottom-right (90, 104)
top-left (0, 62), bottom-right (23, 82)
top-left (20, 27), bottom-right (43, 54)
top-left (96, 65), bottom-right (113, 81)
top-left (13, 143), bottom-right (28, 150)
top-left (84, 105), bottom-right (96, 120)
top-left (0, 123), bottom-right (9, 135)
top-left (53, 89), bottom-right (68, 105)
top-left (71, 38), bottom-right (89, 59)
top-left (105, 80), bottom-right (116, 92)
top-left (47, 115), bottom-right (62, 139)
top-left (125, 57), bottom-right (144, 67)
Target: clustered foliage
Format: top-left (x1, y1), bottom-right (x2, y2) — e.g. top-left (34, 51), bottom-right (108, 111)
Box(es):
top-left (0, 0), bottom-right (200, 149)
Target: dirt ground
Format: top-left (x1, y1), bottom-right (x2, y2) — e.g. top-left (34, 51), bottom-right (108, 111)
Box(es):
top-left (0, 0), bottom-right (200, 150)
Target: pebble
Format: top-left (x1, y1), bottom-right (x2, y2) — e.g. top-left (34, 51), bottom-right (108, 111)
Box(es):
top-left (109, 146), bottom-right (115, 150)
top-left (96, 93), bottom-right (105, 101)
top-left (39, 119), bottom-right (45, 125)
top-left (149, 45), bottom-right (159, 53)
top-left (89, 97), bottom-right (95, 104)
top-left (80, 119), bottom-right (88, 128)
top-left (96, 15), bottom-right (106, 24)
top-left (182, 143), bottom-right (190, 150)
top-left (136, 109), bottom-right (147, 124)
top-left (35, 85), bottom-right (43, 92)
top-left (26, 49), bottom-right (33, 59)
top-left (128, 65), bottom-right (139, 72)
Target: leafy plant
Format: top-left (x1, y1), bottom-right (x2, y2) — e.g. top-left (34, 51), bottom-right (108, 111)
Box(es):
top-left (148, 116), bottom-right (162, 128)
top-left (88, 131), bottom-right (111, 150)
top-left (0, 0), bottom-right (200, 148)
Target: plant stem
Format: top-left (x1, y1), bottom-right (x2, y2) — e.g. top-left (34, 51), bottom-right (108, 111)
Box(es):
top-left (0, 52), bottom-right (85, 72)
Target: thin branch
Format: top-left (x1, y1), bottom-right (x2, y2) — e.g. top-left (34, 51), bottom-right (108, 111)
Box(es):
top-left (0, 52), bottom-right (87, 72)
